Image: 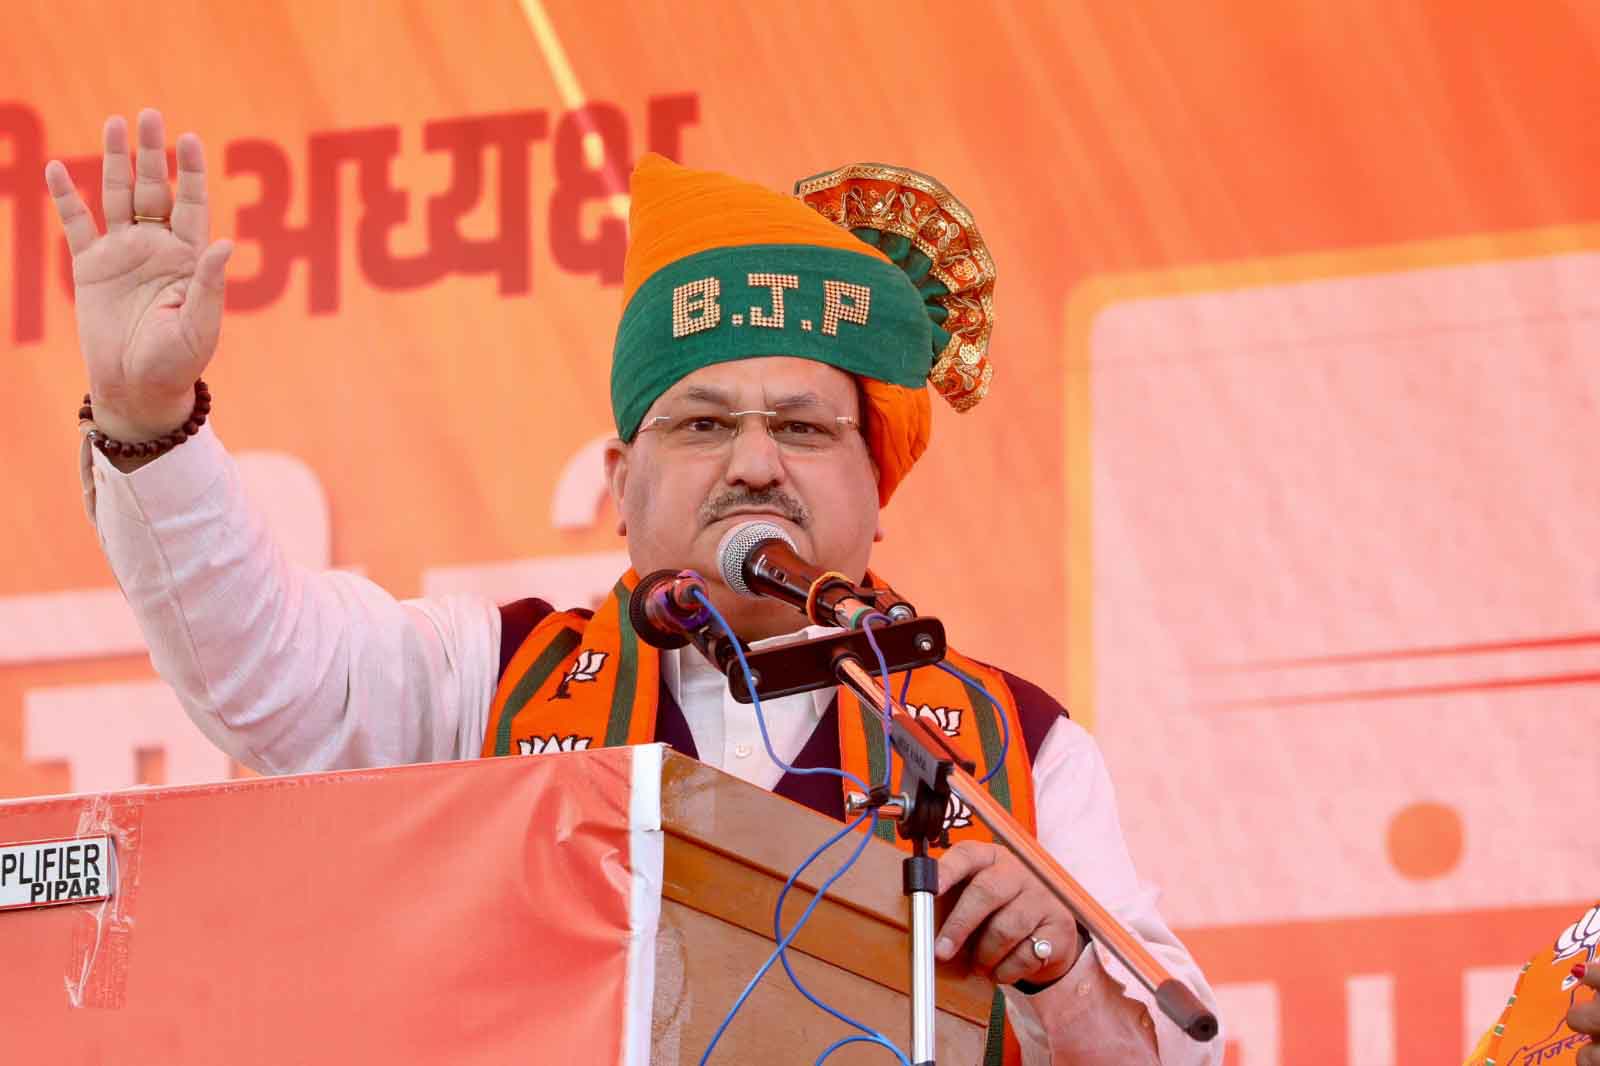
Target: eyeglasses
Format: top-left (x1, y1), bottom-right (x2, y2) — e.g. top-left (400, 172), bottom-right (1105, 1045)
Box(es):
top-left (635, 403), bottom-right (861, 453)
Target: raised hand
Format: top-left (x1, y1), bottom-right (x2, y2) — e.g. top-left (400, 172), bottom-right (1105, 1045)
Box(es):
top-left (44, 108), bottom-right (232, 445)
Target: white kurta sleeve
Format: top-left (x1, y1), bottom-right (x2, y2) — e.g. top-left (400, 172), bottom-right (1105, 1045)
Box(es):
top-left (1005, 718), bottom-right (1223, 1065)
top-left (81, 425), bottom-right (502, 774)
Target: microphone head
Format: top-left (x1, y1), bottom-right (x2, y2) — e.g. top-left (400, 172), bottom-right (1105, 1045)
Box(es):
top-left (715, 520), bottom-right (796, 597)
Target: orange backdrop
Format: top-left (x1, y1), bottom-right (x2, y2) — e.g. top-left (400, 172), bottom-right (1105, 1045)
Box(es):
top-left (4, 3), bottom-right (1599, 1063)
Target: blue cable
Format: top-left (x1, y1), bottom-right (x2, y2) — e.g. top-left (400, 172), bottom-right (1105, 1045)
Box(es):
top-left (934, 660), bottom-right (1010, 785)
top-left (817, 1035), bottom-right (902, 1064)
top-left (685, 596), bottom-right (1018, 1061)
top-left (767, 613), bottom-right (902, 1049)
top-left (698, 809), bottom-right (906, 1066)
top-left (689, 591), bottom-right (909, 1066)
top-left (767, 813), bottom-right (909, 1066)
top-left (770, 610), bottom-right (901, 1055)
top-left (688, 588), bottom-right (872, 792)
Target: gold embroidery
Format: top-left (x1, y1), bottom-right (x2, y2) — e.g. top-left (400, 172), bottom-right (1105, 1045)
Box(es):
top-left (747, 272), bottom-right (799, 329)
top-left (796, 164), bottom-right (996, 412)
top-left (821, 280), bottom-right (872, 336)
top-left (671, 277), bottom-right (721, 338)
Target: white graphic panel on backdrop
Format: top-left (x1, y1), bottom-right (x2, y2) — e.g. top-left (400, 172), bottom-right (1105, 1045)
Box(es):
top-left (1461, 965), bottom-right (1520, 1055)
top-left (1343, 975), bottom-right (1395, 1066)
top-left (23, 680), bottom-right (230, 793)
top-left (1212, 982), bottom-right (1279, 1066)
top-left (552, 435), bottom-right (614, 530)
top-left (1086, 251), bottom-right (1600, 925)
top-left (427, 432), bottom-right (627, 609)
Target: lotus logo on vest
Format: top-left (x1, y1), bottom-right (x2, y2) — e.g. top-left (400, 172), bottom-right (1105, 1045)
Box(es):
top-left (942, 795), bottom-right (974, 832)
top-left (517, 734), bottom-right (593, 756)
top-left (910, 704), bottom-right (962, 737)
top-left (549, 650), bottom-right (609, 701)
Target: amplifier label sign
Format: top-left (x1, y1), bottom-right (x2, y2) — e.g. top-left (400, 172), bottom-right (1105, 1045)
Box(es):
top-left (0, 836), bottom-right (116, 910)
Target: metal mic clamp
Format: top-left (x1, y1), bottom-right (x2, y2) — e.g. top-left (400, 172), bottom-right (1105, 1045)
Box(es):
top-left (866, 583), bottom-right (918, 623)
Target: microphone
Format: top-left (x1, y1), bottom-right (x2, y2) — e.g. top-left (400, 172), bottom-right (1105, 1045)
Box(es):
top-left (628, 569), bottom-right (714, 650)
top-left (715, 521), bottom-right (879, 629)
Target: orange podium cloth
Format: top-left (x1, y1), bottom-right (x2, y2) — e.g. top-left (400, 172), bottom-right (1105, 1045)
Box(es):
top-left (0, 745), bottom-right (662, 1065)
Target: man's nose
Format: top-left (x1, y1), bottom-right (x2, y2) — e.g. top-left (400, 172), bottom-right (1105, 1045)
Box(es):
top-left (721, 422), bottom-right (786, 489)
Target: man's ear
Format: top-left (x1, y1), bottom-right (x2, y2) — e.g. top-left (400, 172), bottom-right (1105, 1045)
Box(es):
top-left (603, 438), bottom-right (629, 536)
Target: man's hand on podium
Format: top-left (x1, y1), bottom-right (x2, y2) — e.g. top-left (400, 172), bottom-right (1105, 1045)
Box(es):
top-left (933, 840), bottom-right (1082, 988)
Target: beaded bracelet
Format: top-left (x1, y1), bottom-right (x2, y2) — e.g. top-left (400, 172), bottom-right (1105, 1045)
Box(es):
top-left (79, 380), bottom-right (210, 460)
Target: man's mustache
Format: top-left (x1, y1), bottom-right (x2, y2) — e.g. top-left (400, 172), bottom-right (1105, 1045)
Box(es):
top-left (699, 489), bottom-right (810, 528)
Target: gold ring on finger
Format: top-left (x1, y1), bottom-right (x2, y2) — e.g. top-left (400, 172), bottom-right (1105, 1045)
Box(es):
top-left (1027, 934), bottom-right (1052, 962)
top-left (132, 214), bottom-right (171, 227)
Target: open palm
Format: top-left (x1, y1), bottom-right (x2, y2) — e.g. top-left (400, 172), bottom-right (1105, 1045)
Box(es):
top-left (45, 108), bottom-right (232, 439)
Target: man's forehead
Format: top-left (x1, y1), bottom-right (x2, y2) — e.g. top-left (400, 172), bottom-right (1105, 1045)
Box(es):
top-left (656, 357), bottom-right (858, 406)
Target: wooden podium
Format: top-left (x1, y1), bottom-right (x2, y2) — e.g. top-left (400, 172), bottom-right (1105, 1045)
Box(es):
top-left (656, 751), bottom-right (994, 1063)
top-left (0, 745), bottom-right (994, 1064)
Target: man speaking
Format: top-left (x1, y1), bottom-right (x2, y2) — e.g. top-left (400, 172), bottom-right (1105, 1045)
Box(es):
top-left (45, 108), bottom-right (1218, 1064)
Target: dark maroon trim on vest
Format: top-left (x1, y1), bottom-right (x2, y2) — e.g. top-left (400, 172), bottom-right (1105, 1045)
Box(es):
top-left (496, 599), bottom-right (597, 683)
top-left (995, 668), bottom-right (1070, 764)
top-left (497, 598), bottom-right (556, 682)
top-left (651, 683), bottom-right (699, 760)
top-left (771, 698), bottom-right (846, 821)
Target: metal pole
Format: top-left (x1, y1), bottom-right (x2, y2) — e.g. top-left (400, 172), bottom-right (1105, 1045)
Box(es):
top-left (905, 842), bottom-right (938, 1065)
